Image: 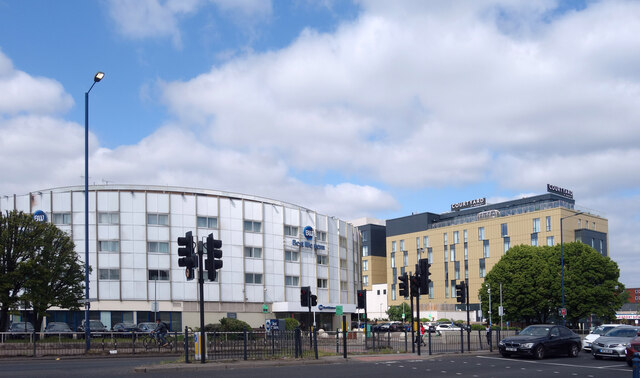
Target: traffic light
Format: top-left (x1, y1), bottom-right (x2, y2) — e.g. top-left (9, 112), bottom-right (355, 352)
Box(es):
top-left (410, 274), bottom-right (420, 297)
top-left (310, 294), bottom-right (318, 307)
top-left (300, 286), bottom-right (310, 307)
top-left (398, 273), bottom-right (409, 297)
top-left (177, 231), bottom-right (196, 280)
top-left (456, 281), bottom-right (466, 303)
top-left (419, 258), bottom-right (431, 294)
top-left (204, 233), bottom-right (223, 281)
top-left (357, 290), bottom-right (366, 309)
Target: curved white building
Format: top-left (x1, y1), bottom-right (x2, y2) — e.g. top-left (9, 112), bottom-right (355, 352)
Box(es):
top-left (1, 185), bottom-right (361, 331)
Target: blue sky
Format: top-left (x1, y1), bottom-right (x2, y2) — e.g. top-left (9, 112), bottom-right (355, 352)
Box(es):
top-left (1, 0), bottom-right (640, 286)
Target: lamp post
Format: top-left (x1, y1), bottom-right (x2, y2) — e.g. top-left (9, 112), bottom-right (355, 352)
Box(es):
top-left (84, 71), bottom-right (104, 351)
top-left (560, 210), bottom-right (584, 327)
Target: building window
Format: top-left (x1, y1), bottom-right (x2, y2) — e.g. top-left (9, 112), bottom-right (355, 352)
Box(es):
top-left (416, 237), bottom-right (420, 249)
top-left (285, 276), bottom-right (299, 286)
top-left (148, 269), bottom-right (169, 281)
top-left (531, 233), bottom-right (538, 246)
top-left (316, 255), bottom-right (328, 265)
top-left (203, 270), bottom-right (219, 282)
top-left (450, 245), bottom-right (456, 261)
top-left (547, 236), bottom-right (554, 246)
top-left (148, 241), bottom-right (169, 253)
top-left (403, 251), bottom-right (408, 266)
top-left (463, 229), bottom-right (468, 243)
top-left (464, 244), bottom-right (468, 260)
top-left (391, 284), bottom-right (396, 300)
top-left (427, 248), bottom-right (433, 264)
top-left (445, 280), bottom-right (449, 298)
top-left (400, 266), bottom-right (406, 275)
top-left (501, 223), bottom-right (508, 237)
top-left (453, 231), bottom-right (459, 244)
top-left (147, 213), bottom-right (169, 226)
top-left (285, 250), bottom-right (299, 262)
top-left (197, 216), bottom-right (218, 229)
top-left (546, 216), bottom-right (551, 232)
top-left (316, 231), bottom-right (327, 242)
top-left (98, 240), bottom-right (119, 253)
top-left (454, 261), bottom-right (460, 280)
top-left (244, 220), bottom-right (262, 233)
top-left (400, 239), bottom-right (405, 251)
top-left (340, 280), bottom-right (348, 291)
top-left (52, 212), bottom-right (71, 225)
top-left (340, 258), bottom-right (347, 269)
top-left (284, 225), bottom-right (298, 237)
top-left (317, 278), bottom-right (328, 288)
top-left (244, 247), bottom-right (262, 259)
top-left (444, 245), bottom-right (449, 261)
top-left (245, 273), bottom-right (263, 284)
top-left (464, 260), bottom-right (469, 280)
top-left (504, 237), bottom-right (510, 254)
top-left (483, 240), bottom-right (490, 258)
top-left (443, 233), bottom-right (448, 245)
top-left (362, 260), bottom-right (369, 271)
top-left (599, 240), bottom-right (603, 253)
top-left (391, 241), bottom-right (397, 252)
top-left (429, 281), bottom-right (434, 299)
top-left (533, 218), bottom-right (540, 233)
top-left (362, 245), bottom-right (370, 257)
top-left (423, 236), bottom-right (429, 248)
top-left (391, 252), bottom-right (396, 268)
top-left (99, 268), bottom-right (120, 280)
top-left (478, 227), bottom-right (485, 241)
top-left (362, 231), bottom-right (368, 242)
top-left (98, 212), bottom-right (119, 225)
top-left (577, 219), bottom-right (581, 228)
top-left (479, 259), bottom-right (486, 278)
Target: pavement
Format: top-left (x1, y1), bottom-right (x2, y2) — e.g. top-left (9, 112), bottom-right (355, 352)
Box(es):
top-left (132, 350), bottom-right (496, 373)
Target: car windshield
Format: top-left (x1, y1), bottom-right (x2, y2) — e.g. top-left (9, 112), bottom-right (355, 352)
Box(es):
top-left (47, 324), bottom-right (69, 331)
top-left (605, 328), bottom-right (639, 337)
top-left (592, 326), bottom-right (616, 335)
top-left (519, 326), bottom-right (550, 336)
top-left (10, 323), bottom-right (33, 331)
top-left (89, 321), bottom-right (104, 327)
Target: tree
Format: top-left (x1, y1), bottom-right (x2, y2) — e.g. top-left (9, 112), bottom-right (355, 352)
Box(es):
top-left (479, 245), bottom-right (558, 325)
top-left (386, 302), bottom-right (410, 322)
top-left (22, 225), bottom-right (84, 331)
top-left (0, 211), bottom-right (43, 331)
top-left (479, 243), bottom-right (625, 326)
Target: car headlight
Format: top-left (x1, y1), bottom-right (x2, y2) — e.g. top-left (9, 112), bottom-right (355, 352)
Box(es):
top-left (499, 341), bottom-right (505, 346)
top-left (521, 343), bottom-right (535, 349)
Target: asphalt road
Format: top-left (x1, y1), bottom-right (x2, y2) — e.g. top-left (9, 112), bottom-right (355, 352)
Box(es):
top-left (0, 351), bottom-right (633, 378)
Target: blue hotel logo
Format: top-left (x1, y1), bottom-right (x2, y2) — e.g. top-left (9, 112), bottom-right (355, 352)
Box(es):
top-left (33, 210), bottom-right (47, 222)
top-left (303, 226), bottom-right (314, 241)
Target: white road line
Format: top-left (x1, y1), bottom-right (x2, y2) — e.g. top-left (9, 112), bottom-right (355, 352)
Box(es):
top-left (476, 356), bottom-right (629, 372)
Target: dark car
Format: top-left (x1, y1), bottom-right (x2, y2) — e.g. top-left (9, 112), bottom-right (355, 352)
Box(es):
top-left (8, 322), bottom-right (34, 338)
top-left (44, 322), bottom-right (73, 338)
top-left (625, 331), bottom-right (640, 367)
top-left (498, 324), bottom-right (581, 359)
top-left (112, 322), bottom-right (140, 332)
top-left (77, 320), bottom-right (109, 337)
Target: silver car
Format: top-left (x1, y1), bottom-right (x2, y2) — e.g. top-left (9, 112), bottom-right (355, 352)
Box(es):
top-left (592, 326), bottom-right (640, 360)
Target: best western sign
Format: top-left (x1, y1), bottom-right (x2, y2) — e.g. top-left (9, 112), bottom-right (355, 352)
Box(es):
top-left (292, 226), bottom-right (326, 251)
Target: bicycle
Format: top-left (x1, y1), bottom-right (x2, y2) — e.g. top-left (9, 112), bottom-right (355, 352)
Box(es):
top-left (142, 332), bottom-right (174, 350)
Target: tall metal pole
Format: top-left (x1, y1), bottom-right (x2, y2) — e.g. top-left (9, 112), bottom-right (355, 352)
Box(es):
top-left (488, 286), bottom-right (492, 326)
top-left (466, 280), bottom-right (470, 352)
top-left (500, 283), bottom-right (503, 331)
top-left (198, 241), bottom-right (206, 363)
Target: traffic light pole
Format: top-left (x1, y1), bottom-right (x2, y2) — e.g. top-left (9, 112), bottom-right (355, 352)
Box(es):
top-left (415, 287), bottom-right (421, 356)
top-left (409, 282), bottom-right (415, 354)
top-left (197, 241), bottom-right (206, 364)
top-left (466, 281), bottom-right (470, 352)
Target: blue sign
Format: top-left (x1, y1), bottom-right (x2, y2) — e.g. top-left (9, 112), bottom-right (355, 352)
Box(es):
top-left (303, 226), bottom-right (314, 241)
top-left (33, 210), bottom-right (47, 222)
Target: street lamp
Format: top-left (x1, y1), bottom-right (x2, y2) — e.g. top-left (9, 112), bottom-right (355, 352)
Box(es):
top-left (560, 210), bottom-right (584, 327)
top-left (84, 71), bottom-right (104, 351)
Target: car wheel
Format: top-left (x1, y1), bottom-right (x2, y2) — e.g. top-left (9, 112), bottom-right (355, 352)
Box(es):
top-left (568, 344), bottom-right (579, 358)
top-left (500, 352), bottom-right (511, 358)
top-left (534, 345), bottom-right (545, 360)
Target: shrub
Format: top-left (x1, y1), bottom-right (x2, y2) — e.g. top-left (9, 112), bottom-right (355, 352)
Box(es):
top-left (219, 318), bottom-right (251, 332)
top-left (284, 318), bottom-right (300, 331)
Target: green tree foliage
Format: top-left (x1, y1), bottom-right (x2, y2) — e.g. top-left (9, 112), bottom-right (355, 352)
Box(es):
top-left (0, 211), bottom-right (85, 331)
top-left (284, 317), bottom-right (300, 330)
top-left (479, 243), bottom-right (625, 326)
top-left (386, 302), bottom-right (410, 322)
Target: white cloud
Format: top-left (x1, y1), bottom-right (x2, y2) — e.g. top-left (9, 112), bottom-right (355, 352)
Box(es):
top-left (0, 50), bottom-right (73, 115)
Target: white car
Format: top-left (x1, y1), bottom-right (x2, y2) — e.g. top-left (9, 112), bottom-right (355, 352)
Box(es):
top-left (582, 324), bottom-right (622, 351)
top-left (436, 323), bottom-right (461, 332)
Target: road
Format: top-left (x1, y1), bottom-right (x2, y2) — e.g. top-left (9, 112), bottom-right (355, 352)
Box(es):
top-left (0, 351), bottom-right (633, 377)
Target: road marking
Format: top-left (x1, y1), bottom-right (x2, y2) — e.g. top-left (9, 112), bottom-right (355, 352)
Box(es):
top-left (477, 356), bottom-right (629, 372)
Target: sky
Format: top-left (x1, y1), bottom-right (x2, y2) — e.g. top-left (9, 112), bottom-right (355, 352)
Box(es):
top-left (1, 0), bottom-right (639, 286)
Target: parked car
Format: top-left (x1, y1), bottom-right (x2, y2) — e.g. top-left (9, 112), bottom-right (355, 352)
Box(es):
top-left (582, 324), bottom-right (623, 351)
top-left (8, 322), bottom-right (34, 338)
top-left (436, 323), bottom-right (461, 332)
top-left (625, 332), bottom-right (640, 367)
top-left (112, 322), bottom-right (140, 332)
top-left (44, 322), bottom-right (73, 338)
top-left (137, 322), bottom-right (158, 333)
top-left (592, 325), bottom-right (640, 360)
top-left (77, 320), bottom-right (109, 337)
top-left (498, 324), bottom-right (581, 359)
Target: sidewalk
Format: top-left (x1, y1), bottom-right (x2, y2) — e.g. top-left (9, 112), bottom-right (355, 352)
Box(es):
top-left (133, 350), bottom-right (496, 373)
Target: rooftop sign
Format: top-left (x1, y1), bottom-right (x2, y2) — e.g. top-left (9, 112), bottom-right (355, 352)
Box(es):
top-left (547, 184), bottom-right (573, 199)
top-left (451, 198), bottom-right (486, 212)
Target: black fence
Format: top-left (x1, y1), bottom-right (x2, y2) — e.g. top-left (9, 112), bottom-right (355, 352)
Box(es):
top-left (0, 328), bottom-right (519, 359)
